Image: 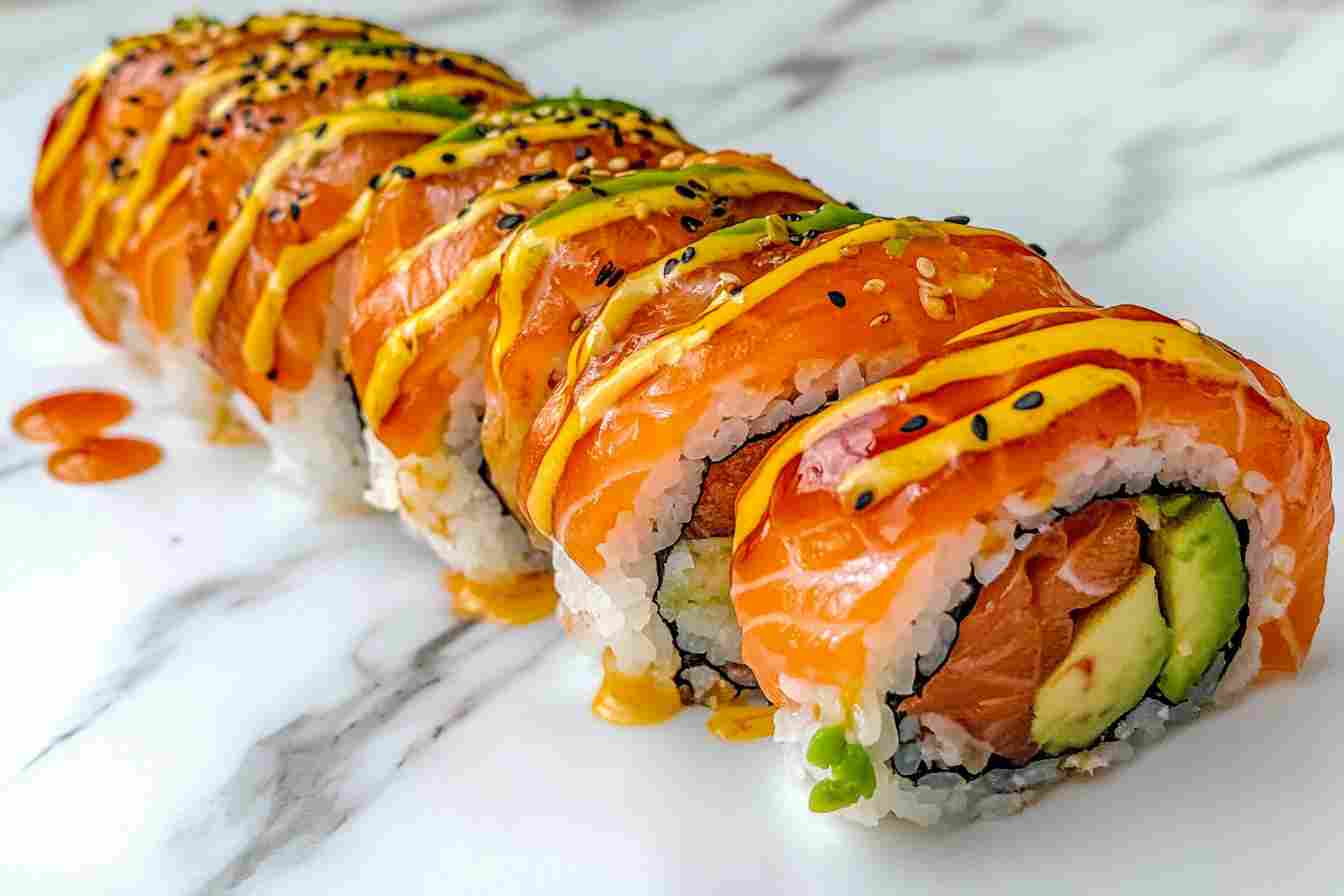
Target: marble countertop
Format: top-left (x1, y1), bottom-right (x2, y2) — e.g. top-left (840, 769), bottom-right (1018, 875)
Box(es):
top-left (2, 1), bottom-right (1343, 893)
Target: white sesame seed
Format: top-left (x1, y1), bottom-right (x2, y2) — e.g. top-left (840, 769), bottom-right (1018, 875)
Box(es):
top-left (915, 256), bottom-right (936, 278)
top-left (660, 150), bottom-right (686, 169)
top-left (1178, 318), bottom-right (1201, 335)
top-left (492, 178), bottom-right (510, 191)
top-left (839, 245), bottom-right (860, 258)
top-left (609, 156), bottom-right (629, 171)
top-left (501, 202), bottom-right (520, 215)
top-left (565, 161), bottom-right (585, 177)
top-left (555, 181), bottom-right (575, 197)
top-left (570, 316), bottom-right (584, 333)
top-left (533, 150), bottom-right (552, 168)
top-left (862, 278), bottom-right (886, 294)
top-left (589, 169), bottom-right (610, 178)
top-left (698, 155), bottom-right (718, 165)
top-left (718, 272), bottom-right (741, 286)
top-left (869, 312), bottom-right (891, 328)
top-left (634, 201), bottom-right (651, 221)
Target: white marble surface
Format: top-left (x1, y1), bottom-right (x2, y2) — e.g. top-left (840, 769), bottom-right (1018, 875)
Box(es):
top-left (2, 1), bottom-right (1343, 893)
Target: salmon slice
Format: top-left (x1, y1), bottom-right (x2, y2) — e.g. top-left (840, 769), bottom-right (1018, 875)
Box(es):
top-left (900, 499), bottom-right (1141, 762)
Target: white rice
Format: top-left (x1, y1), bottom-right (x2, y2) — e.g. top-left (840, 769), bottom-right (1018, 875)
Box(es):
top-left (362, 344), bottom-right (547, 582)
top-left (772, 426), bottom-right (1294, 826)
top-left (552, 353), bottom-right (898, 692)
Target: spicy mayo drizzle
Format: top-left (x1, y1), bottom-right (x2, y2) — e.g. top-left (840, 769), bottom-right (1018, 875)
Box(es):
top-left (444, 571), bottom-right (559, 626)
top-left (11, 389), bottom-right (161, 484)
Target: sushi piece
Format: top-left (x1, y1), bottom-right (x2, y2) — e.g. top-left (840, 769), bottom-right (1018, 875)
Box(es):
top-left (32, 13), bottom-right (406, 348)
top-left (139, 41), bottom-right (524, 501)
top-left (344, 96), bottom-right (697, 588)
top-left (730, 304), bottom-right (1332, 824)
top-left (513, 214), bottom-right (1095, 713)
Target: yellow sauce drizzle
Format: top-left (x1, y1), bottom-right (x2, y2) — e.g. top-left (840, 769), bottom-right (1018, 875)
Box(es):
top-left (60, 178), bottom-right (121, 265)
top-left (523, 217), bottom-right (997, 534)
top-left (362, 244), bottom-right (507, 428)
top-left (445, 571), bottom-right (558, 626)
top-left (490, 167), bottom-right (831, 392)
top-left (240, 113), bottom-right (684, 376)
top-left (838, 365), bottom-right (1141, 506)
top-left (134, 163), bottom-right (194, 241)
top-left (706, 703), bottom-right (776, 742)
top-left (189, 108), bottom-right (453, 345)
top-left (591, 650), bottom-right (684, 726)
top-left (732, 316), bottom-right (1254, 547)
top-left (33, 15), bottom-right (401, 197)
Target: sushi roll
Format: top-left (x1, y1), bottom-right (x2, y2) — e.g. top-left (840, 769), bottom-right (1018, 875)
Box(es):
top-left (343, 97), bottom-right (697, 597)
top-left (731, 304), bottom-right (1332, 824)
top-left (33, 13), bottom-right (527, 500)
top-left (468, 150), bottom-right (833, 622)
top-left (513, 215), bottom-right (1095, 715)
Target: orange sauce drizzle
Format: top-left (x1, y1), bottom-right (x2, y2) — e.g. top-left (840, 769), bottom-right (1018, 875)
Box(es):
top-left (591, 649), bottom-right (684, 726)
top-left (11, 389), bottom-right (131, 446)
top-left (706, 702), bottom-right (776, 743)
top-left (47, 437), bottom-right (163, 484)
top-left (444, 571), bottom-right (559, 626)
top-left (12, 389), bottom-right (162, 484)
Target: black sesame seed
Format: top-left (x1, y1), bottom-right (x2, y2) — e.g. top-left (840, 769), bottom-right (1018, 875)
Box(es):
top-left (781, 213), bottom-right (803, 223)
top-left (290, 202), bottom-right (301, 221)
top-left (268, 208), bottom-right (284, 221)
top-left (607, 269), bottom-right (624, 288)
top-left (161, 64), bottom-right (176, 76)
top-left (663, 258), bottom-right (678, 276)
top-left (590, 186), bottom-right (608, 197)
top-left (393, 165), bottom-right (416, 179)
top-left (514, 136), bottom-right (529, 150)
top-left (368, 174), bottom-right (382, 190)
top-left (125, 95), bottom-right (142, 104)
top-left (788, 234), bottom-right (803, 246)
top-left (804, 229), bottom-right (820, 240)
top-left (729, 284), bottom-right (744, 295)
top-left (855, 491), bottom-right (874, 511)
top-left (636, 127), bottom-right (655, 139)
top-left (437, 57), bottom-right (456, 72)
top-left (354, 73), bottom-right (368, 91)
top-left (827, 290), bottom-right (846, 308)
top-left (124, 127), bottom-right (139, 138)
top-left (395, 71), bottom-right (409, 86)
top-left (497, 213), bottom-right (525, 231)
top-left (316, 80), bottom-right (330, 96)
top-left (687, 179), bottom-right (708, 193)
top-left (680, 215), bottom-right (702, 232)
top-left (266, 368), bottom-right (279, 382)
top-left (314, 122), bottom-right (328, 140)
top-left (971, 414), bottom-right (990, 441)
top-left (844, 200), bottom-right (860, 210)
top-left (206, 219), bottom-right (219, 233)
top-left (680, 247), bottom-right (696, 263)
top-left (594, 260), bottom-right (615, 286)
top-left (208, 126), bottom-right (226, 138)
top-left (674, 184), bottom-right (697, 200)
top-left (268, 114), bottom-right (285, 125)
top-left (900, 415), bottom-right (928, 433)
top-left (574, 146), bottom-right (591, 161)
top-left (197, 147), bottom-right (210, 158)
top-left (441, 152), bottom-right (457, 164)
top-left (943, 215), bottom-right (971, 225)
top-left (710, 206), bottom-right (727, 217)
top-left (631, 159), bottom-right (647, 170)
top-left (1028, 242), bottom-right (1047, 257)
top-left (1013, 391), bottom-right (1045, 411)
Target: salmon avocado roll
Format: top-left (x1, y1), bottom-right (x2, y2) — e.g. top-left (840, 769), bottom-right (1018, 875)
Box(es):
top-left (732, 305), bottom-right (1331, 824)
top-left (516, 214), bottom-right (1093, 711)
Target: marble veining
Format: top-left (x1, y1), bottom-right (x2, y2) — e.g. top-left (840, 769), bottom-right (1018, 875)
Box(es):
top-left (1, 2), bottom-right (1342, 894)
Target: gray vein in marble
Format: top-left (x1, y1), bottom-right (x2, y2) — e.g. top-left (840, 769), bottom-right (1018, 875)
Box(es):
top-left (1230, 129), bottom-right (1344, 181)
top-left (1057, 122), bottom-right (1230, 260)
top-left (0, 216), bottom-right (30, 250)
top-left (11, 543), bottom-right (335, 780)
top-left (711, 20), bottom-right (1091, 136)
top-left (183, 614), bottom-right (563, 894)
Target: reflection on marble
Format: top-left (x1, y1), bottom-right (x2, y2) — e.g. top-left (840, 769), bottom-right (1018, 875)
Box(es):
top-left (1, 2), bottom-right (1341, 894)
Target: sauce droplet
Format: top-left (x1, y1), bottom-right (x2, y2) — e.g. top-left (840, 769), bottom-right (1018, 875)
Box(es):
top-left (445, 571), bottom-right (558, 626)
top-left (707, 703), bottom-right (776, 742)
top-left (47, 436), bottom-right (162, 484)
top-left (12, 389), bottom-right (132, 446)
top-left (591, 649), bottom-right (683, 726)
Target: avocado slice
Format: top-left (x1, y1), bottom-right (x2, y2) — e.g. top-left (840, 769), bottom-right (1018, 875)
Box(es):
top-left (1146, 495), bottom-right (1248, 702)
top-left (1031, 564), bottom-right (1172, 754)
top-left (659, 537), bottom-right (732, 614)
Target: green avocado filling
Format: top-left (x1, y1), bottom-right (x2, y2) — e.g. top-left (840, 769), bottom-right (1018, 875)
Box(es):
top-left (434, 93), bottom-right (672, 147)
top-left (383, 89), bottom-right (475, 120)
top-left (1030, 492), bottom-right (1248, 755)
top-left (527, 164), bottom-right (743, 227)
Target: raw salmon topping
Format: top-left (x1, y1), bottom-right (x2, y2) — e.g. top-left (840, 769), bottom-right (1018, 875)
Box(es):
top-left (900, 499), bottom-right (1141, 761)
